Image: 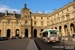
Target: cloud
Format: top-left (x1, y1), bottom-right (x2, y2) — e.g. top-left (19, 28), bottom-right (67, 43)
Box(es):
top-left (38, 11), bottom-right (52, 14)
top-left (0, 4), bottom-right (20, 14)
top-left (38, 11), bottom-right (42, 14)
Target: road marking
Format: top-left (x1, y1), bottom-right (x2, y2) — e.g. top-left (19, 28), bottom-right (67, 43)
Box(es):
top-left (27, 39), bottom-right (38, 50)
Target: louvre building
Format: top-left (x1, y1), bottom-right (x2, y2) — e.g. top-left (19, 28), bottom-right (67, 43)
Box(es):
top-left (0, 0), bottom-right (75, 40)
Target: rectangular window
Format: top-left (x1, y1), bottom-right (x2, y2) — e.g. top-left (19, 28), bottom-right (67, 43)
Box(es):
top-left (73, 5), bottom-right (75, 9)
top-left (67, 9), bottom-right (68, 11)
top-left (73, 13), bottom-right (75, 16)
top-left (47, 17), bottom-right (49, 19)
top-left (34, 22), bottom-right (36, 26)
top-left (47, 22), bottom-right (49, 26)
top-left (55, 20), bottom-right (56, 23)
top-left (58, 13), bottom-right (59, 16)
top-left (25, 20), bottom-right (28, 25)
top-left (62, 11), bottom-right (63, 14)
top-left (0, 20), bottom-right (1, 25)
top-left (16, 20), bottom-right (19, 26)
top-left (34, 17), bottom-right (36, 19)
top-left (66, 15), bottom-right (70, 20)
top-left (8, 20), bottom-right (10, 26)
top-left (41, 17), bottom-right (43, 19)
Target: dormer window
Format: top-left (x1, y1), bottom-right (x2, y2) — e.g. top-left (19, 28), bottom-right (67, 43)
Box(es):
top-left (25, 20), bottom-right (28, 25)
top-left (8, 20), bottom-right (10, 26)
top-left (16, 20), bottom-right (19, 26)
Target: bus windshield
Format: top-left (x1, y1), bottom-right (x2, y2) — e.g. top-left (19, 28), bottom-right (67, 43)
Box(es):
top-left (50, 30), bottom-right (57, 34)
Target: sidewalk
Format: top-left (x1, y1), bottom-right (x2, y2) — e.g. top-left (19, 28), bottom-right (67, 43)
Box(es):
top-left (27, 39), bottom-right (38, 50)
top-left (61, 40), bottom-right (75, 46)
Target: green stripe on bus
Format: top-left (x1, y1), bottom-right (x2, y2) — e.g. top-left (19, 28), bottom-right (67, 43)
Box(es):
top-left (47, 30), bottom-right (50, 32)
top-left (57, 30), bottom-right (59, 32)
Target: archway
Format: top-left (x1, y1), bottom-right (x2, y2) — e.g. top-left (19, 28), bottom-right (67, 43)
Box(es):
top-left (55, 27), bottom-right (57, 29)
top-left (70, 23), bottom-right (74, 35)
top-left (64, 25), bottom-right (68, 36)
top-left (16, 29), bottom-right (19, 36)
top-left (59, 26), bottom-right (62, 36)
top-left (41, 29), bottom-right (43, 32)
top-left (34, 29), bottom-right (37, 37)
top-left (0, 30), bottom-right (1, 37)
top-left (25, 29), bottom-right (28, 37)
top-left (7, 29), bottom-right (10, 37)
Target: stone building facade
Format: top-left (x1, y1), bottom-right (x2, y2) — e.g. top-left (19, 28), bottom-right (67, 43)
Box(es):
top-left (0, 0), bottom-right (75, 38)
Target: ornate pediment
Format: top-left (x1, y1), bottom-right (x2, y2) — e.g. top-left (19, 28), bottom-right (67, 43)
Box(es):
top-left (1, 15), bottom-right (16, 19)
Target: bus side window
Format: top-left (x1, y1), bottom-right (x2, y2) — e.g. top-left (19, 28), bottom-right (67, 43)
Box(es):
top-left (43, 32), bottom-right (46, 37)
top-left (46, 32), bottom-right (48, 37)
top-left (43, 32), bottom-right (48, 37)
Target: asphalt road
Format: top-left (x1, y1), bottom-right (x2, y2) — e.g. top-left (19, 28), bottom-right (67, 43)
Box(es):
top-left (34, 38), bottom-right (75, 50)
top-left (0, 39), bottom-right (30, 50)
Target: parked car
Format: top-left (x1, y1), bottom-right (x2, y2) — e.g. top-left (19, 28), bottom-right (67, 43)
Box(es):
top-left (0, 37), bottom-right (5, 41)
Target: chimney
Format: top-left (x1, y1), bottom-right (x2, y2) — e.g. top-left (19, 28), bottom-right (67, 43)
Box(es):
top-left (5, 10), bottom-right (8, 16)
top-left (13, 11), bottom-right (15, 17)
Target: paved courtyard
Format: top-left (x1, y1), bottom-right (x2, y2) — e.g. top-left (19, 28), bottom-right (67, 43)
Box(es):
top-left (0, 39), bottom-right (30, 50)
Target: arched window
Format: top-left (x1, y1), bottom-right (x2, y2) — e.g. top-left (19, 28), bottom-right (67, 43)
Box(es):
top-left (16, 20), bottom-right (19, 26)
top-left (0, 20), bottom-right (1, 25)
top-left (25, 20), bottom-right (28, 25)
top-left (8, 20), bottom-right (10, 26)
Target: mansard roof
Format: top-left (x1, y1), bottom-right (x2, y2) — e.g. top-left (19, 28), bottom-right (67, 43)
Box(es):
top-left (0, 13), bottom-right (5, 18)
top-left (0, 12), bottom-right (21, 19)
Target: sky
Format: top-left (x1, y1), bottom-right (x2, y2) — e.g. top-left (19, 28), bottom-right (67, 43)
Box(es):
top-left (0, 0), bottom-right (74, 14)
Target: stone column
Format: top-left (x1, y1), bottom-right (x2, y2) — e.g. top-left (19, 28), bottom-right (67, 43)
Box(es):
top-left (74, 23), bottom-right (75, 33)
top-left (67, 22), bottom-right (71, 36)
top-left (13, 22), bottom-right (16, 36)
top-left (2, 22), bottom-right (4, 37)
top-left (4, 22), bottom-right (7, 37)
top-left (11, 22), bottom-right (13, 37)
top-left (57, 26), bottom-right (60, 36)
top-left (22, 27), bottom-right (25, 38)
top-left (28, 28), bottom-right (31, 38)
top-left (37, 28), bottom-right (40, 38)
top-left (61, 25), bottom-right (65, 36)
top-left (19, 22), bottom-right (21, 37)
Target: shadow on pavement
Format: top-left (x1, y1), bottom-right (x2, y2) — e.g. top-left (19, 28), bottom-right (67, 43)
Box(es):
top-left (34, 39), bottom-right (41, 50)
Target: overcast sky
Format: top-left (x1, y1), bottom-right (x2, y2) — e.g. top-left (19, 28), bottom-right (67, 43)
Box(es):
top-left (0, 0), bottom-right (74, 14)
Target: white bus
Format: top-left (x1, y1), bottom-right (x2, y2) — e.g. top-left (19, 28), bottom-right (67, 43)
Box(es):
top-left (39, 29), bottom-right (61, 43)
